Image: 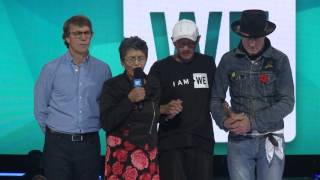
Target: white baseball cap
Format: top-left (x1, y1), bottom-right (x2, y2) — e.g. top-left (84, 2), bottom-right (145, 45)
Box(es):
top-left (172, 19), bottom-right (199, 42)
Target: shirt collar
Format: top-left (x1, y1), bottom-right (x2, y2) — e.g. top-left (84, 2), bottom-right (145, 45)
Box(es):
top-left (65, 51), bottom-right (90, 65)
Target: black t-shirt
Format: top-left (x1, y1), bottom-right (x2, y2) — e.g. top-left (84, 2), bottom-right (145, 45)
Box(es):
top-left (148, 53), bottom-right (216, 153)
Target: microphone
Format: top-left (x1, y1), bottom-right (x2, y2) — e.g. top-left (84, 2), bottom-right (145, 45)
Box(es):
top-left (133, 67), bottom-right (145, 111)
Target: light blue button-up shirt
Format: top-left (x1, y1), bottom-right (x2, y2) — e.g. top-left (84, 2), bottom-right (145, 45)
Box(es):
top-left (34, 52), bottom-right (112, 134)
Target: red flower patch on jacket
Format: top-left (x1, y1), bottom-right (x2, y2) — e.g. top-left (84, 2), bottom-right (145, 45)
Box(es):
top-left (259, 73), bottom-right (269, 84)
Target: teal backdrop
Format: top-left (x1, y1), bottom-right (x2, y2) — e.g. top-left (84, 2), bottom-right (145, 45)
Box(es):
top-left (0, 0), bottom-right (319, 155)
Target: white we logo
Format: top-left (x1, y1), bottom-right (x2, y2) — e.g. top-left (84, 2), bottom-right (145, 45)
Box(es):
top-left (193, 73), bottom-right (208, 88)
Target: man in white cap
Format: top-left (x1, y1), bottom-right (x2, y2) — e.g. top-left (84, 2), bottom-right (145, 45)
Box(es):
top-left (149, 19), bottom-right (216, 179)
top-left (210, 9), bottom-right (294, 180)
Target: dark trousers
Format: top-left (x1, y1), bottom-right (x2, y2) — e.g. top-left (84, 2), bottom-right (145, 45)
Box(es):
top-left (159, 147), bottom-right (214, 180)
top-left (43, 129), bottom-right (101, 180)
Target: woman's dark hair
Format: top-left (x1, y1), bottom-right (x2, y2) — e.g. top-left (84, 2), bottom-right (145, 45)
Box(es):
top-left (119, 36), bottom-right (148, 62)
top-left (62, 15), bottom-right (92, 48)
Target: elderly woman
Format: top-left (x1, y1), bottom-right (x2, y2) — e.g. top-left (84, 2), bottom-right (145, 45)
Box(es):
top-left (100, 36), bottom-right (160, 180)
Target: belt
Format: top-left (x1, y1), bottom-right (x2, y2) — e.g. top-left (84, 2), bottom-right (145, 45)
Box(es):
top-left (246, 129), bottom-right (284, 147)
top-left (46, 127), bottom-right (98, 142)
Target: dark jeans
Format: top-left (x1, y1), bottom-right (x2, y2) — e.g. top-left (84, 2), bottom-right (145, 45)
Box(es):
top-left (159, 147), bottom-right (214, 180)
top-left (43, 129), bottom-right (101, 180)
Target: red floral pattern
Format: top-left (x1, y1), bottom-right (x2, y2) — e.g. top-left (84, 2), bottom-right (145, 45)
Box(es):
top-left (124, 141), bottom-right (136, 151)
top-left (152, 174), bottom-right (160, 180)
top-left (112, 161), bottom-right (124, 175)
top-left (105, 135), bottom-right (159, 179)
top-left (139, 172), bottom-right (152, 180)
top-left (259, 73), bottom-right (269, 84)
top-left (106, 146), bottom-right (111, 161)
top-left (131, 149), bottom-right (149, 170)
top-left (149, 162), bottom-right (157, 175)
top-left (149, 148), bottom-right (157, 161)
top-left (108, 175), bottom-right (120, 180)
top-left (105, 164), bottom-right (111, 177)
top-left (113, 149), bottom-right (128, 162)
top-left (122, 166), bottom-right (138, 180)
top-left (107, 135), bottom-right (122, 147)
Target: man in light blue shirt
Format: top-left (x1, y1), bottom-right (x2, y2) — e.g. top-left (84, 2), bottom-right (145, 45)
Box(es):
top-left (34, 15), bottom-right (111, 180)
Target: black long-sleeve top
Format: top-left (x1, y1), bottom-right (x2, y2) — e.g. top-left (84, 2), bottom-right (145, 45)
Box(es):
top-left (100, 72), bottom-right (160, 148)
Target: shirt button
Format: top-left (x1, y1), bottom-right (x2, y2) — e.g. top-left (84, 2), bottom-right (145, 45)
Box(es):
top-left (79, 96), bottom-right (82, 99)
top-left (79, 110), bottom-right (82, 114)
top-left (79, 82), bottom-right (82, 86)
top-left (75, 68), bottom-right (79, 72)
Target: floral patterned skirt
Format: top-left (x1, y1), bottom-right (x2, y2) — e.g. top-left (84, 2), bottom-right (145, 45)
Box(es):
top-left (105, 135), bottom-right (160, 180)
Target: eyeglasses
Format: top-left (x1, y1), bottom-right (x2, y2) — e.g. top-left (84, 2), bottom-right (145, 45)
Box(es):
top-left (69, 31), bottom-right (92, 39)
top-left (124, 56), bottom-right (146, 64)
